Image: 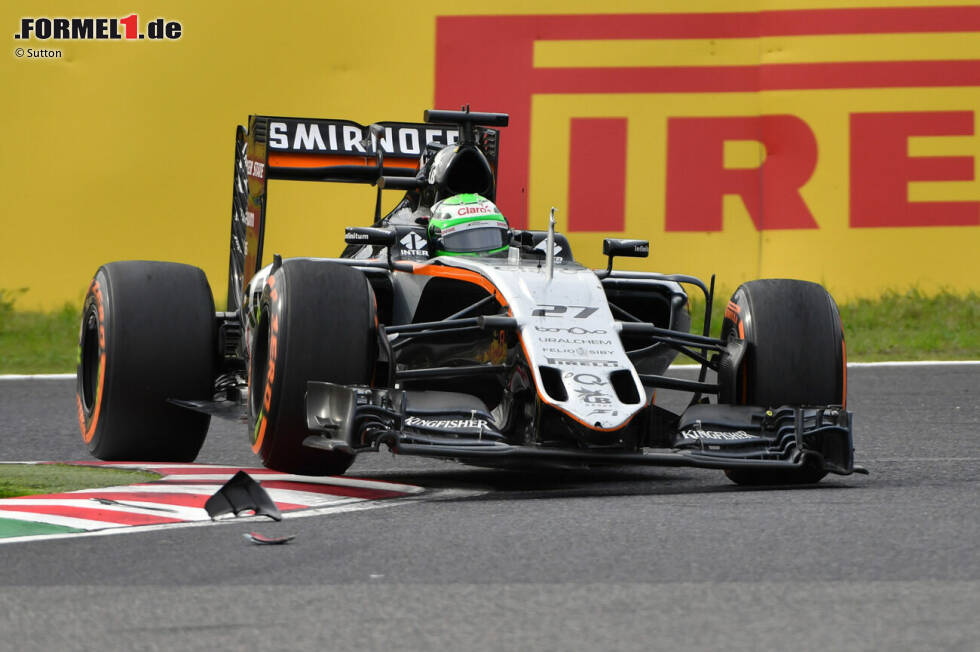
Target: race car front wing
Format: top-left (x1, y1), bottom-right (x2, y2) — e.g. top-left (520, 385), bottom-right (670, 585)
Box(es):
top-left (303, 381), bottom-right (866, 477)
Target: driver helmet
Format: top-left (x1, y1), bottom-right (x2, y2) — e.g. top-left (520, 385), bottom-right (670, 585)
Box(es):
top-left (428, 194), bottom-right (510, 256)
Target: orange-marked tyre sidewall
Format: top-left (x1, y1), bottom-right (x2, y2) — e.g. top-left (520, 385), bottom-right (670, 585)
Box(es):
top-left (76, 276), bottom-right (108, 448)
top-left (73, 261), bottom-right (215, 462)
top-left (249, 271), bottom-right (284, 458)
top-left (723, 280), bottom-right (845, 409)
top-left (244, 260), bottom-right (371, 476)
top-left (720, 295), bottom-right (749, 405)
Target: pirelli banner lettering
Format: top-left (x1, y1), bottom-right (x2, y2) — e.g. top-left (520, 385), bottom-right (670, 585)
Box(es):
top-left (434, 6), bottom-right (980, 297)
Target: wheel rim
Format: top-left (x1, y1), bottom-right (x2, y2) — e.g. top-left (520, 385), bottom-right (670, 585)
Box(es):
top-left (80, 308), bottom-right (100, 413)
top-left (249, 309), bottom-right (270, 421)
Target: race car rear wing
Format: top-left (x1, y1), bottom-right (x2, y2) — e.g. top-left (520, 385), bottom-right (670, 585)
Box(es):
top-left (227, 112), bottom-right (503, 310)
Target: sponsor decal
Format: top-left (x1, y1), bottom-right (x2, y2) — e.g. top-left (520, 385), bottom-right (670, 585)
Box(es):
top-left (533, 240), bottom-right (564, 256)
top-left (267, 119), bottom-right (459, 157)
top-left (456, 205), bottom-right (496, 216)
top-left (574, 387), bottom-right (612, 404)
top-left (399, 232), bottom-right (428, 257)
top-left (532, 304), bottom-right (599, 319)
top-left (542, 347), bottom-right (614, 356)
top-left (681, 430), bottom-right (756, 441)
top-left (531, 238), bottom-right (564, 263)
top-left (570, 373), bottom-right (605, 386)
top-left (14, 15), bottom-right (182, 40)
top-left (245, 159), bottom-right (265, 180)
top-left (244, 210), bottom-right (255, 228)
top-left (588, 408), bottom-right (619, 417)
top-left (405, 416), bottom-right (491, 430)
top-left (546, 357), bottom-right (618, 367)
top-left (534, 326), bottom-right (607, 335)
top-left (538, 337), bottom-right (613, 345)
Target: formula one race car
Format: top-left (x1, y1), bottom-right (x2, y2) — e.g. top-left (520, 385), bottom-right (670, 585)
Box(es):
top-left (76, 107), bottom-right (865, 485)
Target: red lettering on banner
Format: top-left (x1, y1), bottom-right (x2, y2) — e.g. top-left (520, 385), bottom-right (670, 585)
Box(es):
top-left (568, 118), bottom-right (627, 232)
top-left (850, 111), bottom-right (978, 227)
top-left (666, 116), bottom-right (818, 231)
top-left (434, 8), bottom-right (980, 229)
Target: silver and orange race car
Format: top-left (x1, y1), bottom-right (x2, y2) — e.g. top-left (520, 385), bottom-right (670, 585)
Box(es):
top-left (75, 108), bottom-right (864, 485)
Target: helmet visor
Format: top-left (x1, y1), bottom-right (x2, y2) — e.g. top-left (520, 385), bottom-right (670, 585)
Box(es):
top-left (435, 222), bottom-right (509, 254)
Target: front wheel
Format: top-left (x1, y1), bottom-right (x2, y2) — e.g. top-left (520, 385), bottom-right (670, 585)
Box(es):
top-left (248, 260), bottom-right (376, 475)
top-left (76, 261), bottom-right (216, 461)
top-left (720, 279), bottom-right (846, 486)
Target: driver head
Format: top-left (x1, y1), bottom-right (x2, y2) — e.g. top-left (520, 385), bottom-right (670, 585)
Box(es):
top-left (428, 194), bottom-right (510, 256)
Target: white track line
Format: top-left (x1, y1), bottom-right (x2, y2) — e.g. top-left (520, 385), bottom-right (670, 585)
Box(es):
top-left (2, 360), bottom-right (979, 380)
top-left (867, 457), bottom-right (980, 463)
top-left (0, 374), bottom-right (76, 380)
top-left (262, 492), bottom-right (364, 508)
top-left (669, 360), bottom-right (980, 369)
top-left (70, 483), bottom-right (226, 496)
top-left (0, 498), bottom-right (209, 521)
top-left (846, 360), bottom-right (980, 367)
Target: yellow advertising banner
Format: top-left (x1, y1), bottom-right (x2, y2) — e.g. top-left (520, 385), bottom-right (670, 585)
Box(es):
top-left (2, 1), bottom-right (979, 309)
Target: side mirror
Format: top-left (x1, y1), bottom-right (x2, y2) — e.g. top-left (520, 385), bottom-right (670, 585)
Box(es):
top-left (378, 176), bottom-right (425, 190)
top-left (602, 238), bottom-right (649, 275)
top-left (603, 238), bottom-right (649, 258)
top-left (345, 227), bottom-right (396, 247)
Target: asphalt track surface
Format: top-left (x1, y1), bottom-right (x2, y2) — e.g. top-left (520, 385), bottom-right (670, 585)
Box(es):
top-left (0, 365), bottom-right (977, 651)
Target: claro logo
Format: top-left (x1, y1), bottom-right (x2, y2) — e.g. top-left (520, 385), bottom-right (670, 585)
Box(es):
top-left (435, 8), bottom-right (980, 231)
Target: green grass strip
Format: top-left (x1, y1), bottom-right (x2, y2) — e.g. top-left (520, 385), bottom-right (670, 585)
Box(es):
top-left (838, 289), bottom-right (979, 361)
top-left (686, 288), bottom-right (978, 363)
top-left (1, 287), bottom-right (977, 372)
top-left (0, 464), bottom-right (159, 499)
top-left (0, 289), bottom-right (80, 374)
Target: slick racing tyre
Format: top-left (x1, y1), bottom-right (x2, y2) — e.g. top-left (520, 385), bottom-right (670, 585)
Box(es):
top-left (248, 260), bottom-right (376, 475)
top-left (720, 279), bottom-right (846, 486)
top-left (76, 261), bottom-right (216, 461)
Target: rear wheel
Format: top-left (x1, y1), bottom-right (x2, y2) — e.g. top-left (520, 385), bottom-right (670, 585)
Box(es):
top-left (720, 279), bottom-right (846, 485)
top-left (248, 260), bottom-right (376, 475)
top-left (76, 261), bottom-right (216, 461)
